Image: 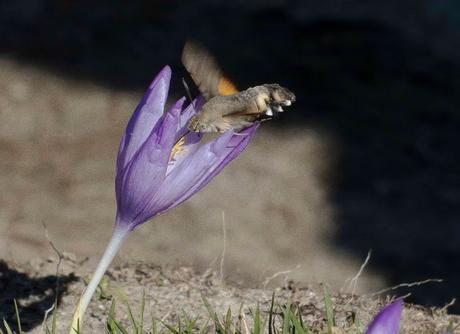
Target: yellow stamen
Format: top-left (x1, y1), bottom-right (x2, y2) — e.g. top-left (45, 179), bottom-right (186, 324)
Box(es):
top-left (169, 136), bottom-right (186, 161)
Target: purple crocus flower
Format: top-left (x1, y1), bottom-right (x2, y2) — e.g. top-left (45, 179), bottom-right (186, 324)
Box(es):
top-left (70, 66), bottom-right (257, 332)
top-left (365, 299), bottom-right (403, 334)
top-left (114, 65), bottom-right (257, 229)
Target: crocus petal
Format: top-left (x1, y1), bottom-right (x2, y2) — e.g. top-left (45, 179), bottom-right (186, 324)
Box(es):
top-left (165, 96), bottom-right (206, 175)
top-left (116, 98), bottom-right (184, 226)
top-left (177, 124), bottom-right (258, 204)
top-left (166, 131), bottom-right (202, 176)
top-left (116, 66), bottom-right (171, 172)
top-left (194, 125), bottom-right (258, 192)
top-left (143, 131), bottom-right (233, 215)
top-left (366, 299), bottom-right (403, 334)
top-left (142, 124), bottom-right (258, 218)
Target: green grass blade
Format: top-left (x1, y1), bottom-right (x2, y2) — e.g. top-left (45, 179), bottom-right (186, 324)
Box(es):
top-left (198, 317), bottom-right (210, 334)
top-left (184, 316), bottom-right (198, 334)
top-left (110, 316), bottom-right (129, 334)
top-left (253, 304), bottom-right (261, 334)
top-left (159, 320), bottom-right (179, 334)
top-left (2, 320), bottom-right (13, 334)
top-left (106, 299), bottom-right (118, 334)
top-left (289, 310), bottom-right (308, 334)
top-left (151, 317), bottom-right (158, 334)
top-left (297, 306), bottom-right (304, 330)
top-left (140, 291), bottom-right (145, 333)
top-left (51, 303), bottom-right (58, 334)
top-left (261, 318), bottom-right (268, 334)
top-left (224, 308), bottom-right (232, 334)
top-left (281, 303), bottom-right (291, 334)
top-left (322, 285), bottom-right (335, 334)
top-left (124, 300), bottom-right (138, 332)
top-left (74, 319), bottom-right (81, 334)
top-left (201, 295), bottom-right (224, 334)
top-left (201, 295), bottom-right (214, 318)
top-left (13, 300), bottom-right (22, 334)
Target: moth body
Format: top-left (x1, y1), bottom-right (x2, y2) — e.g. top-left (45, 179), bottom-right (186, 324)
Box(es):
top-left (182, 41), bottom-right (296, 133)
top-left (188, 84), bottom-right (295, 132)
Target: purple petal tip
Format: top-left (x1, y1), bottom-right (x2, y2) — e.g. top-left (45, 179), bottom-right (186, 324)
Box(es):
top-left (150, 65), bottom-right (171, 89)
top-left (365, 299), bottom-right (402, 334)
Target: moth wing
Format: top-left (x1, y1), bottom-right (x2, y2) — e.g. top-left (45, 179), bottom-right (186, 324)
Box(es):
top-left (182, 41), bottom-right (238, 100)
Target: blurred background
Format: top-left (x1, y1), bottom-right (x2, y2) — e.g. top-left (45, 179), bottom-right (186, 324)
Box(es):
top-left (1, 0), bottom-right (459, 311)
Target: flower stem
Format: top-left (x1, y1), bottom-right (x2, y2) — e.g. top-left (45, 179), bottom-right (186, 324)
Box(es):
top-left (69, 226), bottom-right (129, 333)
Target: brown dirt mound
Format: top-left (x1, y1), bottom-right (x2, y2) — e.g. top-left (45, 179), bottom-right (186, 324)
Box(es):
top-left (0, 259), bottom-right (458, 333)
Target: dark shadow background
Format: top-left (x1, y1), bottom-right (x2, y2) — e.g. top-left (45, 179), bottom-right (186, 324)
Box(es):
top-left (1, 0), bottom-right (459, 311)
top-left (0, 261), bottom-right (77, 331)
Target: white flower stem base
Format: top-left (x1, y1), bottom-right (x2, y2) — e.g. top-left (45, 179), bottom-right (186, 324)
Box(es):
top-left (69, 226), bottom-right (129, 333)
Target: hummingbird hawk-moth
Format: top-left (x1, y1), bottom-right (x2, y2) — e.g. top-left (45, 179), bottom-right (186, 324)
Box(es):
top-left (181, 41), bottom-right (296, 133)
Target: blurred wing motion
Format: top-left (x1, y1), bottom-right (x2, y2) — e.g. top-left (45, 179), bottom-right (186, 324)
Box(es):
top-left (182, 40), bottom-right (296, 133)
top-left (182, 41), bottom-right (238, 100)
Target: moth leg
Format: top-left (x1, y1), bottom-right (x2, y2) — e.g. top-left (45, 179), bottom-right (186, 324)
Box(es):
top-left (254, 93), bottom-right (270, 114)
top-left (233, 131), bottom-right (251, 136)
top-left (270, 103), bottom-right (284, 112)
top-left (266, 105), bottom-right (274, 116)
